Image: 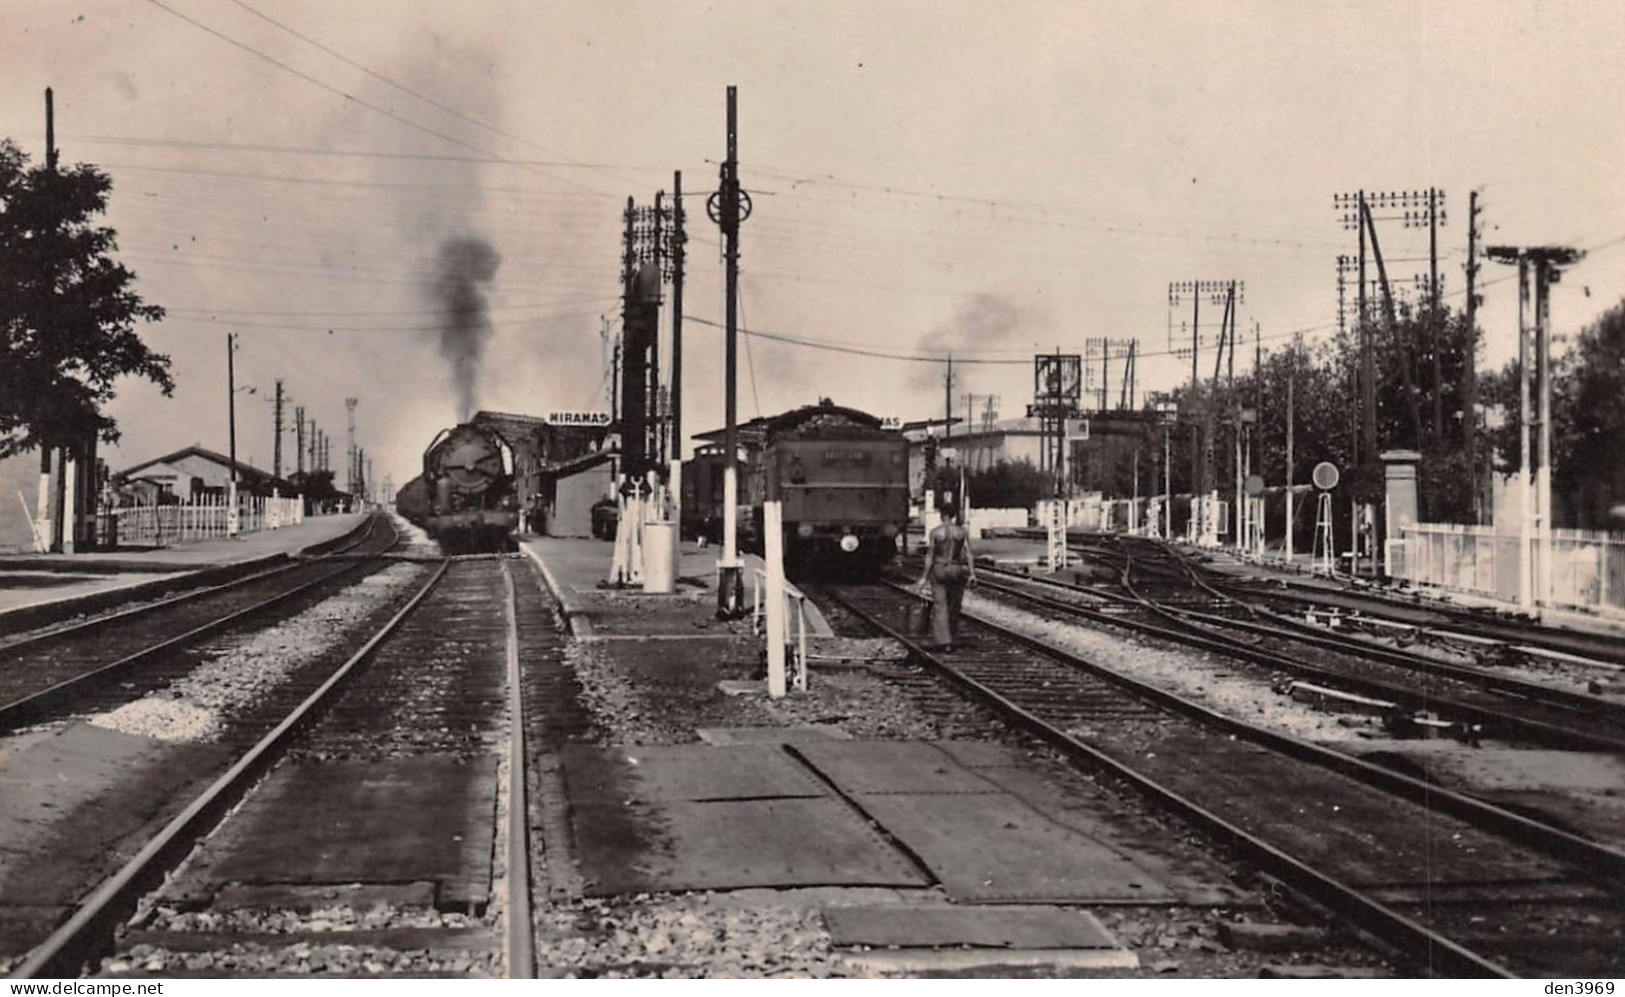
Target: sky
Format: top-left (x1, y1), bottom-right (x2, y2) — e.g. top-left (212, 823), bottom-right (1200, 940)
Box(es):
top-left (3, 0), bottom-right (1623, 491)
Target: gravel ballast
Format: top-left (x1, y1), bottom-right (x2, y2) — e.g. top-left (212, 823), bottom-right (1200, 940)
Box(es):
top-left (88, 565), bottom-right (424, 743)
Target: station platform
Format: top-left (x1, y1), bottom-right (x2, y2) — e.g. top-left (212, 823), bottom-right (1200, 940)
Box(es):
top-left (518, 535), bottom-right (835, 640)
top-left (0, 513), bottom-right (371, 633)
top-left (513, 534), bottom-right (1276, 977)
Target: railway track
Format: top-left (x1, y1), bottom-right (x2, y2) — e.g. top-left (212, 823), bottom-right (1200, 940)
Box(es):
top-left (1120, 533), bottom-right (1625, 669)
top-left (9, 555), bottom-right (540, 979)
top-left (824, 580), bottom-right (1625, 978)
top-left (0, 515), bottom-right (401, 735)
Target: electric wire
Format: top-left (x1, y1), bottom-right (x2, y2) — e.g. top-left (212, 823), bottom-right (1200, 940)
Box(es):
top-left (141, 0), bottom-right (617, 198)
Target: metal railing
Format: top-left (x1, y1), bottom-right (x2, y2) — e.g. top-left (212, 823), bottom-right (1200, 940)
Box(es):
top-left (752, 569), bottom-right (809, 691)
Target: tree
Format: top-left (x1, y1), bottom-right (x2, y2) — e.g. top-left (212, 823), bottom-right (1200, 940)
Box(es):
top-left (1482, 297), bottom-right (1625, 529)
top-left (1559, 300), bottom-right (1625, 527)
top-left (0, 139), bottom-right (172, 457)
top-left (929, 458), bottom-right (1048, 510)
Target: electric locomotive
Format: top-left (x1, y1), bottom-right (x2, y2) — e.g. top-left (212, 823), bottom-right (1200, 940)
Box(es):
top-left (752, 402), bottom-right (909, 573)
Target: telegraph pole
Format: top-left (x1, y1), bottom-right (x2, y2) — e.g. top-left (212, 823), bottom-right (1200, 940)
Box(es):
top-left (1337, 188), bottom-right (1446, 479)
top-left (1169, 281), bottom-right (1240, 543)
top-left (710, 86), bottom-right (751, 616)
top-left (1286, 348), bottom-right (1296, 563)
top-left (1486, 244), bottom-right (1585, 612)
top-left (227, 334), bottom-right (239, 537)
top-left (1429, 188), bottom-right (1443, 438)
top-left (345, 397), bottom-right (358, 498)
top-left (1358, 194), bottom-right (1373, 471)
top-left (295, 406), bottom-right (306, 476)
top-left (272, 379), bottom-right (284, 479)
top-left (1191, 292), bottom-right (1199, 540)
top-left (651, 190), bottom-right (665, 466)
top-left (943, 355), bottom-right (954, 438)
top-left (1464, 191), bottom-right (1482, 521)
top-left (670, 170), bottom-right (685, 460)
top-left (1362, 200), bottom-right (1420, 448)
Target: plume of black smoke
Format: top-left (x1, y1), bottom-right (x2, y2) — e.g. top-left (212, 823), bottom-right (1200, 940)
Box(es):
top-left (430, 236), bottom-right (501, 423)
top-left (909, 293), bottom-right (1027, 394)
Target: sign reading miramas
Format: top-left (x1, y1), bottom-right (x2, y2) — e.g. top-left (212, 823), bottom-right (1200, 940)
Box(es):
top-left (547, 412), bottom-right (612, 427)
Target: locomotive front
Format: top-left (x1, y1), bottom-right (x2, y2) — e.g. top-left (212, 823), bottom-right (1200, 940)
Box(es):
top-left (422, 422), bottom-right (518, 552)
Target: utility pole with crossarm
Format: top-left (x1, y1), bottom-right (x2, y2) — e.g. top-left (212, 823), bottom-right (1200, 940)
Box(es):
top-left (1485, 244), bottom-right (1585, 613)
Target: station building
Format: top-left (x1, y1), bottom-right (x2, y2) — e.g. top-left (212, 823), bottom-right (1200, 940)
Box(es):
top-left (469, 410), bottom-right (614, 537)
top-left (111, 445), bottom-right (296, 504)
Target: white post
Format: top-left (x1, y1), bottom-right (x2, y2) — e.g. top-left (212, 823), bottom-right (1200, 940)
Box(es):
top-left (670, 458), bottom-right (683, 531)
top-left (764, 500), bottom-right (787, 699)
top-left (227, 480), bottom-right (240, 538)
top-left (61, 453), bottom-right (77, 554)
top-left (717, 457), bottom-right (744, 614)
top-left (35, 452), bottom-right (54, 553)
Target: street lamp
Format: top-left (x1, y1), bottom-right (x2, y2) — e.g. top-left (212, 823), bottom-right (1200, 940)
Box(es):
top-left (225, 334), bottom-right (260, 539)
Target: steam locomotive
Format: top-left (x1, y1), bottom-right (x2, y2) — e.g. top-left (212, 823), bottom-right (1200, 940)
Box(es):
top-left (395, 422), bottom-right (518, 553)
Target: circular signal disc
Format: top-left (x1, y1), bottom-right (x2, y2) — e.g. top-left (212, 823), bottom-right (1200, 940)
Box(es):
top-left (1311, 461), bottom-right (1340, 490)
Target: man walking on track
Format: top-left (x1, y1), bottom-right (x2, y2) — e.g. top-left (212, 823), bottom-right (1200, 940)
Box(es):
top-left (918, 497), bottom-right (976, 651)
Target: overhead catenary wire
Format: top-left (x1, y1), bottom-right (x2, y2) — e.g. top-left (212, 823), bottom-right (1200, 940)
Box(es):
top-left (141, 0), bottom-right (617, 198)
top-left (682, 314), bottom-right (1330, 364)
top-left (160, 305), bottom-right (612, 335)
top-left (739, 287), bottom-right (761, 418)
top-left (164, 294), bottom-right (619, 319)
top-left (680, 250), bottom-right (1609, 369)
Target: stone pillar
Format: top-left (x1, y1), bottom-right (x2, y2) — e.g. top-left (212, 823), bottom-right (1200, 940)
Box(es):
top-left (1381, 450), bottom-right (1421, 578)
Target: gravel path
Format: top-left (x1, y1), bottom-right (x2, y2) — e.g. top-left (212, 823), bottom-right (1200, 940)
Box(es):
top-left (535, 894), bottom-right (854, 978)
top-left (113, 904), bottom-right (495, 977)
top-left (564, 633), bottom-right (966, 745)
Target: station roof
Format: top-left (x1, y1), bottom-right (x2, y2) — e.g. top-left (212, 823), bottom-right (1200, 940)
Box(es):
top-left (113, 445), bottom-right (294, 492)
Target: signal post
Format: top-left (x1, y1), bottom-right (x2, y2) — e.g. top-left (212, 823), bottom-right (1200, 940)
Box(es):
top-left (711, 86), bottom-right (751, 617)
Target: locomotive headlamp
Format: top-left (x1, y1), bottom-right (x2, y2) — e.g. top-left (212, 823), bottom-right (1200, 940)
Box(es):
top-left (839, 534), bottom-right (860, 553)
top-left (881, 522), bottom-right (899, 537)
top-left (797, 522), bottom-right (814, 538)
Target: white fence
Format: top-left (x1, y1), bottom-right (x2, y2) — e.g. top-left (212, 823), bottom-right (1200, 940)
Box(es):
top-left (106, 494), bottom-right (305, 547)
top-left (1034, 496), bottom-right (1107, 531)
top-left (1397, 522), bottom-right (1625, 617)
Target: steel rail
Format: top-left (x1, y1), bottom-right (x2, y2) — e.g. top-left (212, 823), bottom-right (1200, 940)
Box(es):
top-left (9, 557), bottom-right (453, 979)
top-left (0, 522), bottom-right (403, 734)
top-left (0, 514), bottom-right (386, 656)
top-left (1142, 535), bottom-right (1625, 668)
top-left (1011, 543), bottom-right (1622, 709)
top-left (957, 558), bottom-right (1625, 755)
top-left (499, 560), bottom-right (536, 979)
top-left (1161, 597), bottom-right (1625, 721)
top-left (1108, 543), bottom-right (1625, 750)
top-left (942, 573), bottom-right (1625, 877)
top-left (823, 582), bottom-right (1517, 978)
